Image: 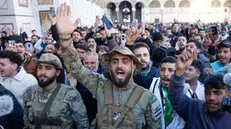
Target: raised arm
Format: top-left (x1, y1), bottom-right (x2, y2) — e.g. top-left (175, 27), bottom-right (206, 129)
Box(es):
top-left (168, 49), bottom-right (197, 121)
top-left (56, 3), bottom-right (107, 96)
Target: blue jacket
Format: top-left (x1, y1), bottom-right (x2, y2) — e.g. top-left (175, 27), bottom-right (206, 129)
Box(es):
top-left (0, 85), bottom-right (24, 129)
top-left (169, 74), bottom-right (231, 129)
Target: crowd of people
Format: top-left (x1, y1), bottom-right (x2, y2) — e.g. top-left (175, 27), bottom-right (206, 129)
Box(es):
top-left (1, 2), bottom-right (231, 129)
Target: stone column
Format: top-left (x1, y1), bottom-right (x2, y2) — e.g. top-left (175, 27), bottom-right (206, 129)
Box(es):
top-left (116, 7), bottom-right (120, 23)
top-left (132, 7), bottom-right (136, 23)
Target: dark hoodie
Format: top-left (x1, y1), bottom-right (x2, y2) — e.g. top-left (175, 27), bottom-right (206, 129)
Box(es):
top-left (169, 74), bottom-right (231, 129)
top-left (0, 85), bottom-right (24, 129)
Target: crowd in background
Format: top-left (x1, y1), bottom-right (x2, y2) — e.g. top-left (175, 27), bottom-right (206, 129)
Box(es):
top-left (1, 7), bottom-right (231, 128)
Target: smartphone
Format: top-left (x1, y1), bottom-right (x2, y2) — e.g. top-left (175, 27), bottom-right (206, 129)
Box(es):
top-left (120, 34), bottom-right (126, 44)
top-left (210, 26), bottom-right (218, 36)
top-left (101, 16), bottom-right (113, 29)
top-left (50, 7), bottom-right (56, 17)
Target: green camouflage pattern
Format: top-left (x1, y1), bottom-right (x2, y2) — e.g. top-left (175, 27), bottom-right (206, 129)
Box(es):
top-left (61, 44), bottom-right (162, 129)
top-left (100, 46), bottom-right (142, 75)
top-left (23, 83), bottom-right (89, 129)
top-left (38, 53), bottom-right (63, 69)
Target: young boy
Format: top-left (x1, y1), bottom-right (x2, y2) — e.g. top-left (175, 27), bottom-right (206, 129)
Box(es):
top-left (211, 40), bottom-right (231, 72)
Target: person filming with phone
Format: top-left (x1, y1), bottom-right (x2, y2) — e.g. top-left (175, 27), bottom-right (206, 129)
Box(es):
top-left (93, 15), bottom-right (118, 51)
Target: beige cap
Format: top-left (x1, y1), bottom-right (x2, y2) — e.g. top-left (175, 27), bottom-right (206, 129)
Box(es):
top-left (38, 53), bottom-right (63, 69)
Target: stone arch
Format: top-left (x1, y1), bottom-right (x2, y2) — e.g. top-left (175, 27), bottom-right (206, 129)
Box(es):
top-left (119, 1), bottom-right (133, 22)
top-left (211, 0), bottom-right (221, 8)
top-left (149, 0), bottom-right (161, 8)
top-left (97, 0), bottom-right (105, 8)
top-left (106, 2), bottom-right (117, 23)
top-left (135, 2), bottom-right (144, 8)
top-left (119, 1), bottom-right (133, 9)
top-left (164, 0), bottom-right (176, 8)
top-left (135, 2), bottom-right (144, 23)
top-left (179, 0), bottom-right (190, 8)
top-left (224, 0), bottom-right (231, 7)
top-left (107, 2), bottom-right (116, 9)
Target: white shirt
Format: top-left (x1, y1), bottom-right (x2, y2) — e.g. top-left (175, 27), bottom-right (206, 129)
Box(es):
top-left (0, 67), bottom-right (38, 107)
top-left (149, 77), bottom-right (191, 129)
top-left (220, 34), bottom-right (229, 41)
top-left (186, 81), bottom-right (205, 101)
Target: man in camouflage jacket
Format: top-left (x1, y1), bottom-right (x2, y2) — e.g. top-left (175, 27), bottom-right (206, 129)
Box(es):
top-left (23, 53), bottom-right (89, 129)
top-left (56, 3), bottom-right (161, 129)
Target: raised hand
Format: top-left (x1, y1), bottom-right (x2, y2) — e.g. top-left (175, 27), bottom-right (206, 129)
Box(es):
top-left (176, 49), bottom-right (196, 76)
top-left (48, 14), bottom-right (56, 25)
top-left (56, 3), bottom-right (80, 47)
top-left (104, 24), bottom-right (111, 37)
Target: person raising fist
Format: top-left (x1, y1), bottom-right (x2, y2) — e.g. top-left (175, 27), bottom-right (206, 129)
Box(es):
top-left (168, 48), bottom-right (231, 129)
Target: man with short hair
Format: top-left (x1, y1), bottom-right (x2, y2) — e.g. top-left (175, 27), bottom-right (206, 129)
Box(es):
top-left (95, 26), bottom-right (118, 51)
top-left (175, 35), bottom-right (187, 54)
top-left (186, 40), bottom-right (212, 82)
top-left (19, 27), bottom-right (28, 42)
top-left (149, 56), bottom-right (190, 129)
top-left (75, 44), bottom-right (90, 61)
top-left (75, 51), bottom-right (99, 123)
top-left (198, 29), bottom-right (208, 49)
top-left (14, 40), bottom-right (37, 77)
top-left (72, 30), bottom-right (83, 45)
top-left (56, 3), bottom-right (161, 128)
top-left (31, 29), bottom-right (37, 35)
top-left (193, 34), bottom-right (203, 45)
top-left (80, 28), bottom-right (87, 40)
top-left (152, 32), bottom-right (164, 48)
top-left (86, 37), bottom-right (97, 52)
top-left (94, 31), bottom-right (101, 39)
top-left (220, 27), bottom-right (229, 40)
top-left (83, 51), bottom-right (99, 73)
top-left (0, 50), bottom-right (37, 107)
top-left (132, 43), bottom-right (160, 78)
top-left (199, 29), bottom-right (206, 38)
top-left (23, 53), bottom-right (89, 129)
top-left (0, 31), bottom-right (7, 50)
top-left (31, 35), bottom-right (40, 44)
top-left (97, 45), bottom-right (109, 58)
top-left (169, 49), bottom-right (231, 129)
top-left (185, 60), bottom-right (205, 100)
top-left (170, 22), bottom-right (182, 47)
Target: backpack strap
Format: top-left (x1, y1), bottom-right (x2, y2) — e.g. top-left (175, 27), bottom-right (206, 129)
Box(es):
top-left (126, 86), bottom-right (144, 108)
top-left (113, 86), bottom-right (144, 128)
top-left (104, 81), bottom-right (113, 105)
top-left (35, 83), bottom-right (61, 129)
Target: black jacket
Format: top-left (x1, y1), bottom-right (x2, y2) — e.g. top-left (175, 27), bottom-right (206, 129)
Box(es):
top-left (0, 85), bottom-right (24, 129)
top-left (169, 74), bottom-right (231, 129)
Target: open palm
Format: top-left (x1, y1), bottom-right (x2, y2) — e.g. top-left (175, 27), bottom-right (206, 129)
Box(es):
top-left (56, 3), bottom-right (79, 36)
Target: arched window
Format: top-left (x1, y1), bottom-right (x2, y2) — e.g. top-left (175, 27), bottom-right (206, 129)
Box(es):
top-left (179, 0), bottom-right (190, 8)
top-left (149, 0), bottom-right (161, 8)
top-left (224, 0), bottom-right (231, 7)
top-left (164, 0), bottom-right (175, 8)
top-left (211, 0), bottom-right (221, 8)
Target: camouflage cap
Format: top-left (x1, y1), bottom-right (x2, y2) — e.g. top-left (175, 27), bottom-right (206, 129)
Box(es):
top-left (101, 46), bottom-right (142, 75)
top-left (38, 53), bottom-right (63, 69)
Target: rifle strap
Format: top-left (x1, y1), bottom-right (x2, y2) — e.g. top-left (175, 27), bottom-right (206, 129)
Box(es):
top-left (35, 83), bottom-right (61, 129)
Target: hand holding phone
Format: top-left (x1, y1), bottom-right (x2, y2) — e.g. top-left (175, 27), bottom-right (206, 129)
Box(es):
top-left (101, 16), bottom-right (113, 29)
top-left (120, 34), bottom-right (127, 45)
top-left (50, 7), bottom-right (56, 17)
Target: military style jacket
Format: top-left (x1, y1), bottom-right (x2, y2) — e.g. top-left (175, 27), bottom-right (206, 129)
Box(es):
top-left (23, 83), bottom-right (89, 129)
top-left (61, 45), bottom-right (161, 129)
